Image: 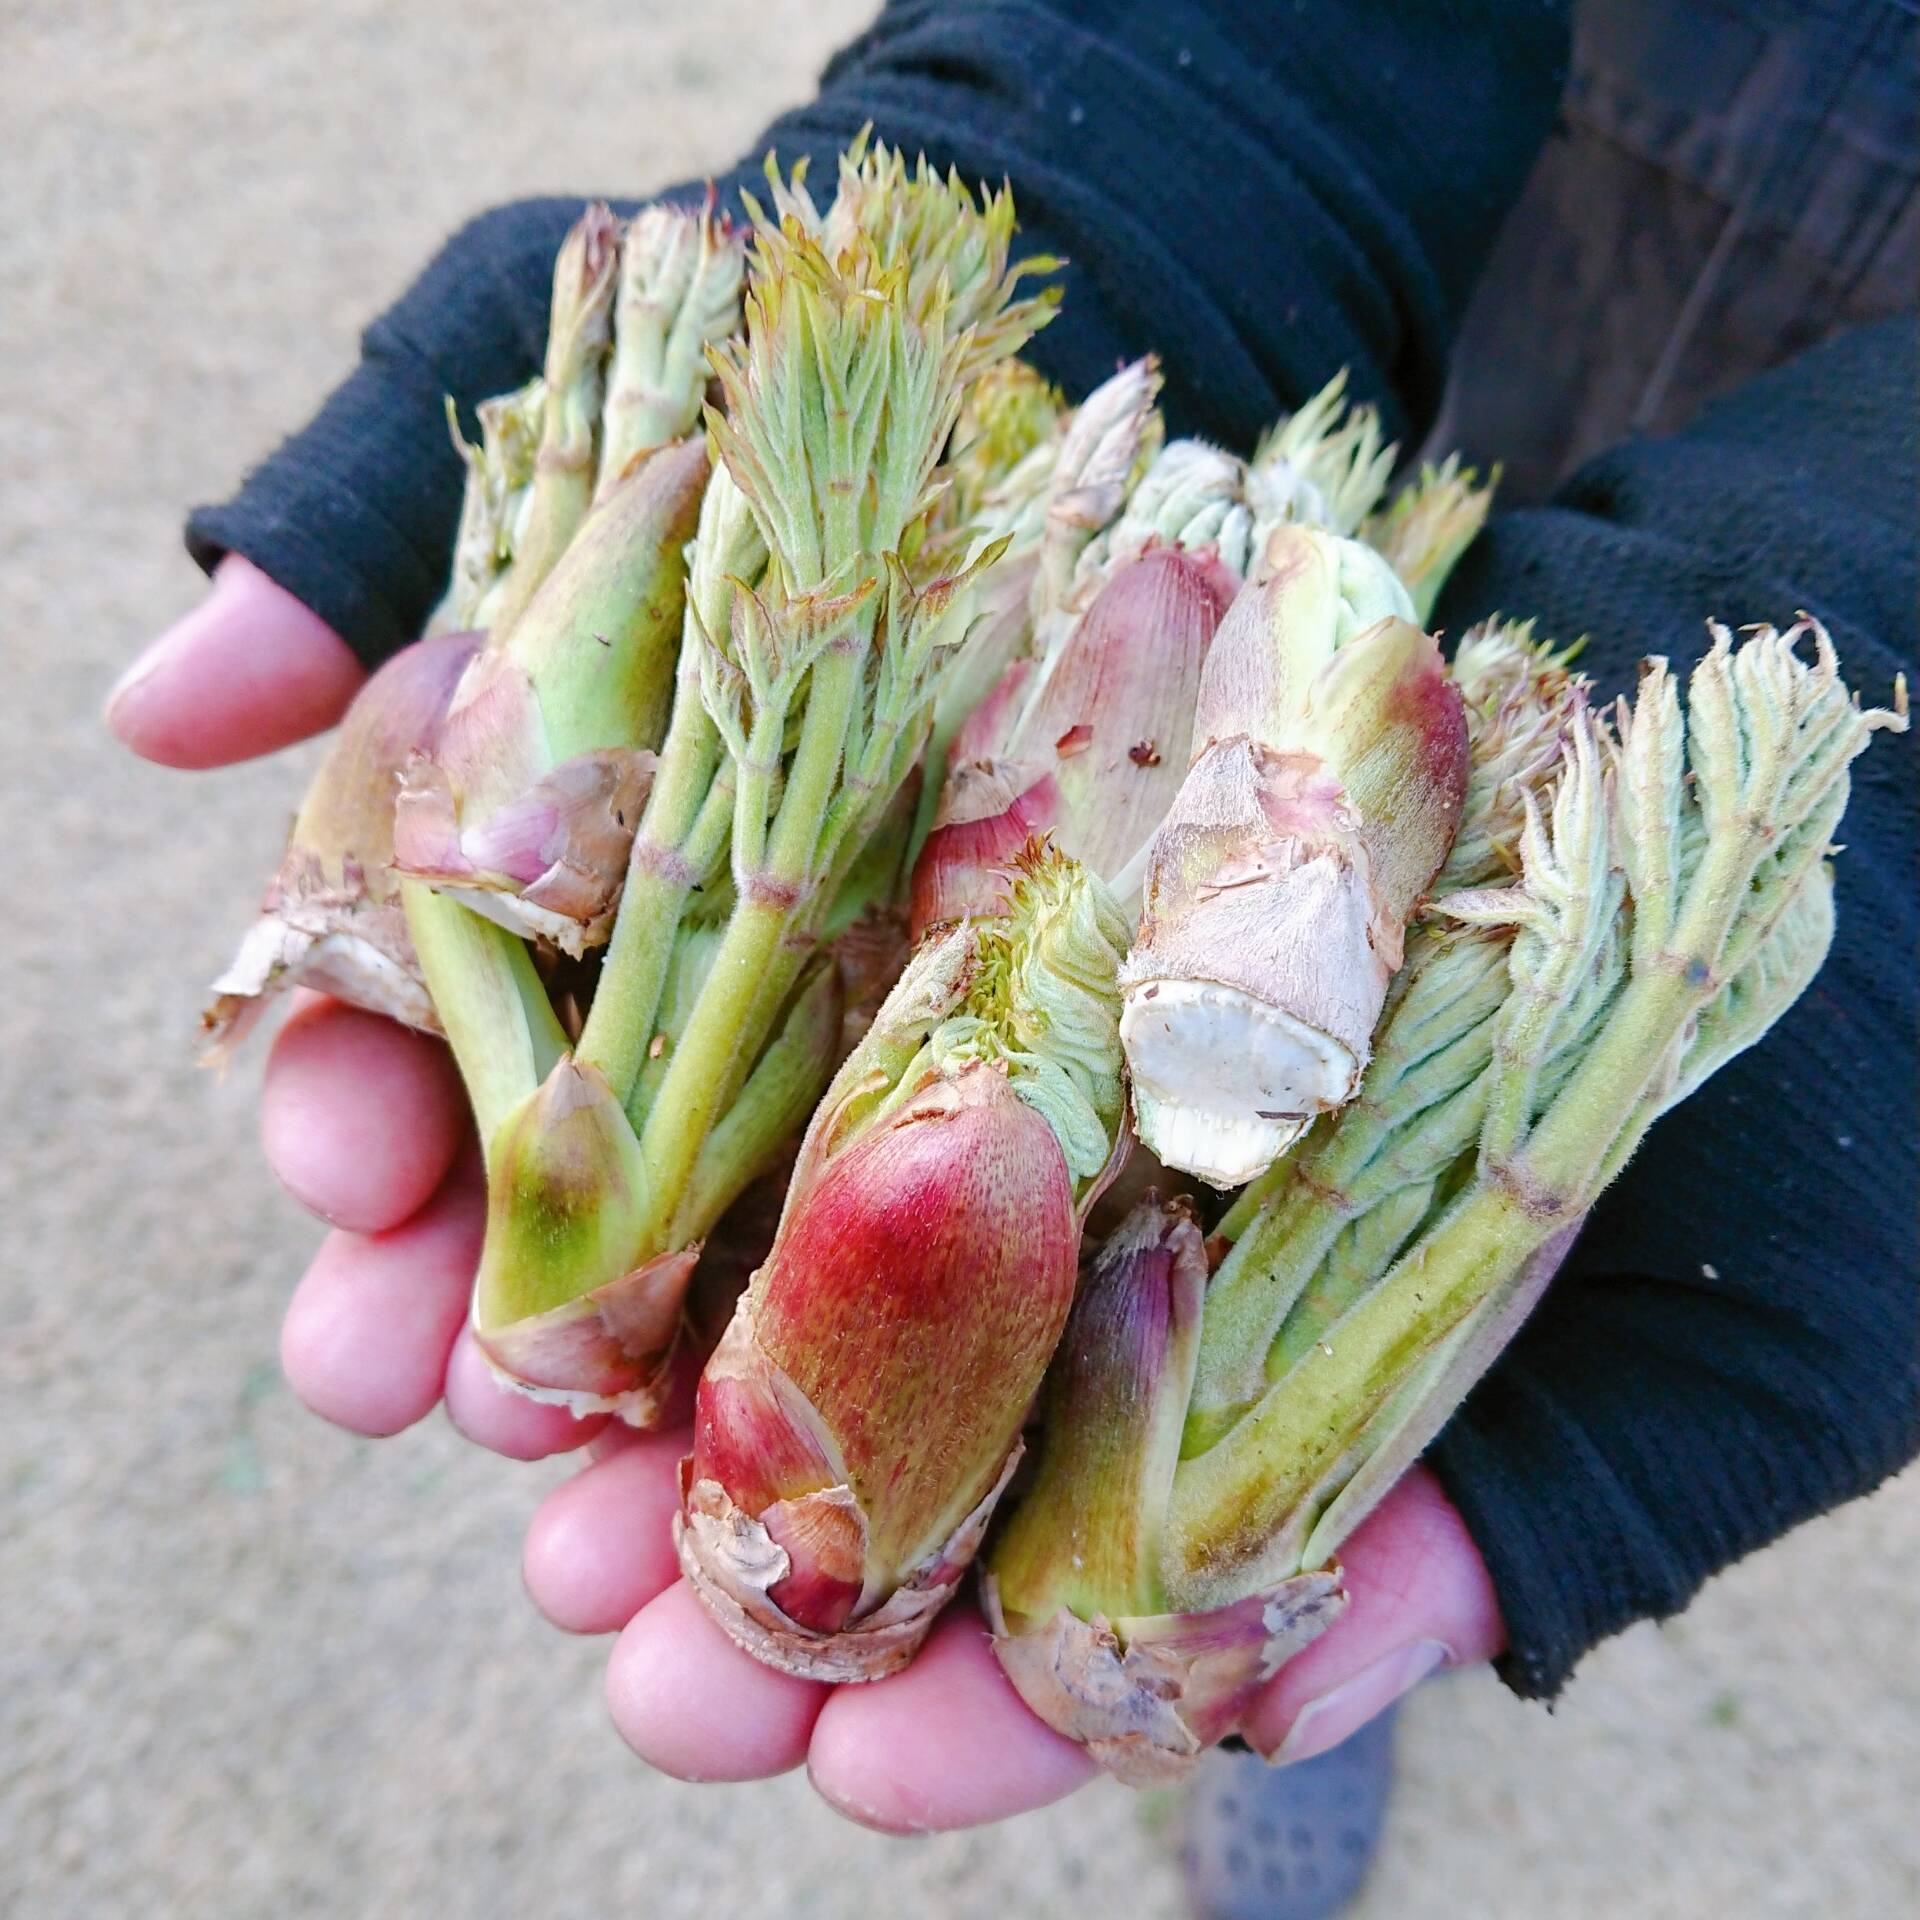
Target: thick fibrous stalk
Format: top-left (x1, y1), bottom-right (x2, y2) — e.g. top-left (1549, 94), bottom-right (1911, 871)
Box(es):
top-left (1121, 525), bottom-right (1467, 1186)
top-left (203, 630), bottom-right (482, 1053)
top-left (679, 848), bottom-right (1131, 1677)
top-left (989, 618), bottom-right (1904, 1783)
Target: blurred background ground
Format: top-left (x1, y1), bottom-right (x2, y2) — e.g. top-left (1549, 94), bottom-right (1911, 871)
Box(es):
top-left (2, 2), bottom-right (1915, 1914)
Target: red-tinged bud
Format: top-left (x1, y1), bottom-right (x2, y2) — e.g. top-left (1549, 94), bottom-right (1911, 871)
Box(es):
top-left (1121, 527), bottom-right (1468, 1186)
top-left (984, 1198), bottom-right (1344, 1785)
top-left (1021, 547), bottom-right (1237, 886)
top-left (679, 1063), bottom-right (1081, 1678)
top-left (680, 847), bottom-right (1131, 1677)
top-left (910, 547), bottom-right (1234, 932)
top-left (204, 629), bottom-right (482, 1056)
top-left (475, 946), bottom-right (850, 1423)
top-left (909, 765), bottom-right (1062, 936)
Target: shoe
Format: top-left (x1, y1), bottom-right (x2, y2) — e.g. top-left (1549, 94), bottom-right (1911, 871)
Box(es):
top-left (1180, 1706), bottom-right (1397, 1919)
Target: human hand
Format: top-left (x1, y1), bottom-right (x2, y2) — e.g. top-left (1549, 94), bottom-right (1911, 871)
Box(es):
top-left (525, 1439), bottom-right (1504, 1829)
top-left (107, 555), bottom-right (609, 1458)
top-left (109, 556), bottom-right (1504, 1835)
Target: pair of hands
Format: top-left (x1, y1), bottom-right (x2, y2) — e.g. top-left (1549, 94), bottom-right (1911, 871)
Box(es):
top-left (109, 555), bottom-right (1508, 1831)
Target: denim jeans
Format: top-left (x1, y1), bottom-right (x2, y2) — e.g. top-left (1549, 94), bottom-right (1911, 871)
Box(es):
top-left (1433, 0), bottom-right (1917, 500)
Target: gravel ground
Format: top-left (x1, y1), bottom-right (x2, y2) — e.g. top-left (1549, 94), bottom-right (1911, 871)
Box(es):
top-left (4, 3), bottom-right (1915, 1914)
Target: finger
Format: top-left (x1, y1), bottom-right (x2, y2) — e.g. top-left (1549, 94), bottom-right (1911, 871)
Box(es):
top-left (806, 1602), bottom-right (1097, 1833)
top-left (444, 1328), bottom-right (609, 1462)
top-left (278, 1150), bottom-right (482, 1436)
top-left (605, 1580), bottom-right (828, 1783)
top-left (521, 1428), bottom-right (688, 1631)
top-left (261, 993), bottom-right (467, 1233)
top-left (106, 554), bottom-right (365, 768)
top-left (1243, 1464), bottom-right (1505, 1764)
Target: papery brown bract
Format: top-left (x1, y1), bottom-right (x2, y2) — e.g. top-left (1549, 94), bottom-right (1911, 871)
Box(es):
top-left (204, 629), bottom-right (483, 1053)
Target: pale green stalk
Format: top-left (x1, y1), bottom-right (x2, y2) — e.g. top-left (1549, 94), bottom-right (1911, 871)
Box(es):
top-left (440, 380), bottom-right (543, 631)
top-left (484, 206), bottom-right (621, 639)
top-left (574, 463), bottom-right (763, 1106)
top-left (400, 881), bottom-right (566, 1143)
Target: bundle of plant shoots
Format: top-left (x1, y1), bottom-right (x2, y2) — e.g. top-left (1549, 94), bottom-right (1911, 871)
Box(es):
top-left (984, 618), bottom-right (1906, 1781)
top-left (206, 140), bottom-right (1064, 1418)
top-left (670, 357), bottom-right (1498, 1676)
top-left (195, 143), bottom-right (1901, 1742)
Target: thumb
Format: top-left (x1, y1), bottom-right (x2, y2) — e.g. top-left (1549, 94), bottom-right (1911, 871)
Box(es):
top-left (106, 554), bottom-right (364, 768)
top-left (1243, 1465), bottom-right (1506, 1764)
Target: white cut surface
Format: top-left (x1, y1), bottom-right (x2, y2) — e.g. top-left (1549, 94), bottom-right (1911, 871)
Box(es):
top-left (1120, 978), bottom-right (1354, 1185)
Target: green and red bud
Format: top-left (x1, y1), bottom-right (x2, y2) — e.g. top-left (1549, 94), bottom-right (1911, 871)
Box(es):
top-left (470, 1054), bottom-right (691, 1419)
top-left (474, 955), bottom-right (846, 1422)
top-left (984, 1198), bottom-right (1344, 1784)
top-left (679, 1063), bottom-right (1081, 1677)
top-left (393, 436), bottom-right (709, 952)
top-left (679, 847), bottom-right (1131, 1677)
top-left (396, 200), bottom-right (746, 951)
top-left (911, 544), bottom-right (1237, 934)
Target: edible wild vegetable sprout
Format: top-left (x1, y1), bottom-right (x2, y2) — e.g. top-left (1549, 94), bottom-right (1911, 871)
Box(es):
top-left (412, 141), bottom-right (1061, 1420)
top-left (986, 617), bottom-right (1906, 1781)
top-left (196, 140), bottom-right (1904, 1764)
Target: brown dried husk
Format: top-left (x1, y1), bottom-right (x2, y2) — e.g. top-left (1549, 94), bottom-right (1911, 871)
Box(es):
top-left (984, 1570), bottom-right (1345, 1786)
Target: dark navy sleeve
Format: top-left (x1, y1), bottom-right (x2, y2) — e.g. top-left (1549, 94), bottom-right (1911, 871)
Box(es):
top-left (1429, 320), bottom-right (1920, 1699)
top-left (184, 0), bottom-right (1570, 665)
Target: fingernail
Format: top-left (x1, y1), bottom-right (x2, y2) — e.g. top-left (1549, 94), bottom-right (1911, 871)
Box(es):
top-left (104, 630), bottom-right (177, 727)
top-left (106, 564), bottom-right (242, 729)
top-left (1266, 1637), bottom-right (1452, 1766)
